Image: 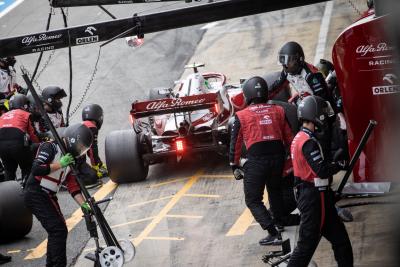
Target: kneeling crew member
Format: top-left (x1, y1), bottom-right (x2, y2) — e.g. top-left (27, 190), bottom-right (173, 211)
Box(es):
top-left (288, 95), bottom-right (353, 267)
top-left (82, 104), bottom-right (108, 179)
top-left (230, 76), bottom-right (293, 245)
top-left (0, 94), bottom-right (39, 181)
top-left (24, 123), bottom-right (92, 267)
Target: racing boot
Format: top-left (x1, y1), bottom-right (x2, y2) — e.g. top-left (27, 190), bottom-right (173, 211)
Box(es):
top-left (259, 226), bottom-right (283, 246)
top-left (0, 253), bottom-right (11, 264)
top-left (336, 206), bottom-right (354, 222)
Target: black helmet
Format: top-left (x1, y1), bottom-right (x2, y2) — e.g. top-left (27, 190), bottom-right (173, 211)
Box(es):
top-left (278, 41), bottom-right (304, 74)
top-left (316, 59), bottom-right (334, 78)
top-left (242, 76), bottom-right (268, 105)
top-left (0, 57), bottom-right (16, 70)
top-left (9, 94), bottom-right (29, 110)
top-left (63, 123), bottom-right (93, 158)
top-left (82, 104), bottom-right (104, 129)
top-left (297, 95), bottom-right (330, 127)
top-left (26, 93), bottom-right (42, 120)
top-left (41, 86), bottom-right (67, 111)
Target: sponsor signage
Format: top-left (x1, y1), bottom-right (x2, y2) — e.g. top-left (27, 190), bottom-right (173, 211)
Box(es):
top-left (132, 93), bottom-right (218, 118)
top-left (372, 74), bottom-right (400, 95)
top-left (22, 33), bottom-right (63, 46)
top-left (76, 26), bottom-right (99, 45)
top-left (356, 42), bottom-right (393, 57)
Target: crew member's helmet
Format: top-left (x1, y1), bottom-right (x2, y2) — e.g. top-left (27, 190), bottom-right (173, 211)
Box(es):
top-left (278, 41), bottom-right (305, 75)
top-left (63, 123), bottom-right (93, 158)
top-left (0, 57), bottom-right (16, 70)
top-left (41, 86), bottom-right (67, 111)
top-left (316, 59), bottom-right (335, 78)
top-left (297, 95), bottom-right (330, 128)
top-left (82, 104), bottom-right (104, 129)
top-left (242, 76), bottom-right (268, 105)
top-left (9, 93), bottom-right (29, 111)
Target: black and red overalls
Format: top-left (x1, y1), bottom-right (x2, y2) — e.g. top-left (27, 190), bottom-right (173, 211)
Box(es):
top-left (230, 103), bottom-right (293, 234)
top-left (0, 109), bottom-right (39, 181)
top-left (82, 120), bottom-right (103, 167)
top-left (24, 142), bottom-right (81, 267)
top-left (288, 127), bottom-right (353, 267)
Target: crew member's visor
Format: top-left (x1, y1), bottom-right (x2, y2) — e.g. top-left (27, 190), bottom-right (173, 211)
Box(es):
top-left (277, 54), bottom-right (299, 66)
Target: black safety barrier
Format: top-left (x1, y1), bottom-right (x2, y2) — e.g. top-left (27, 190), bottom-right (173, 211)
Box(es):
top-left (0, 0), bottom-right (327, 57)
top-left (21, 68), bottom-right (122, 263)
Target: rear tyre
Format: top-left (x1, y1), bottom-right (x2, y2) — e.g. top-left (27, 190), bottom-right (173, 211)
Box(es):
top-left (105, 130), bottom-right (149, 183)
top-left (0, 181), bottom-right (32, 242)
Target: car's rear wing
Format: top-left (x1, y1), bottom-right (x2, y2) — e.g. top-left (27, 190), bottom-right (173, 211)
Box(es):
top-left (131, 93), bottom-right (219, 118)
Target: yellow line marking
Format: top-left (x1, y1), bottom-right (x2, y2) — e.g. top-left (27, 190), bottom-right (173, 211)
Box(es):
top-left (201, 174), bottom-right (233, 179)
top-left (150, 177), bottom-right (188, 188)
top-left (184, 193), bottom-right (220, 198)
top-left (143, 236), bottom-right (184, 241)
top-left (7, 250), bottom-right (21, 254)
top-left (127, 195), bottom-right (173, 208)
top-left (165, 214), bottom-right (203, 219)
top-left (25, 180), bottom-right (118, 260)
top-left (226, 191), bottom-right (269, 236)
top-left (111, 216), bottom-right (155, 228)
top-left (134, 170), bottom-right (203, 246)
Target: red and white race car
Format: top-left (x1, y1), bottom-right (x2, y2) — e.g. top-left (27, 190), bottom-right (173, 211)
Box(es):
top-left (105, 63), bottom-right (247, 183)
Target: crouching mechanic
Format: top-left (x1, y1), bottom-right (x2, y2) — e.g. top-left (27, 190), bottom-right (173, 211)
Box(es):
top-left (230, 76), bottom-right (293, 246)
top-left (288, 95), bottom-right (353, 267)
top-left (0, 94), bottom-right (39, 182)
top-left (82, 104), bottom-right (108, 178)
top-left (24, 123), bottom-right (93, 267)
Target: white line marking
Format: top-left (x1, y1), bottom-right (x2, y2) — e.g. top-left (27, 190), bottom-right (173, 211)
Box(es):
top-left (314, 1), bottom-right (334, 65)
top-left (201, 22), bottom-right (219, 30)
top-left (0, 0), bottom-right (25, 19)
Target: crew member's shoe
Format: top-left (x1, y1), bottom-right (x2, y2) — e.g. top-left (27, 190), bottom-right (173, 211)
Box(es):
top-left (85, 179), bottom-right (103, 190)
top-left (0, 253), bottom-right (11, 264)
top-left (259, 233), bottom-right (283, 246)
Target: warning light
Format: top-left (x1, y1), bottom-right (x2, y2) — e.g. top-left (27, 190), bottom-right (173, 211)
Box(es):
top-left (176, 139), bottom-right (184, 152)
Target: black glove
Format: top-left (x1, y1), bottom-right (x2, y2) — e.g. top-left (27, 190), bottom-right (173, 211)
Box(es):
top-left (231, 165), bottom-right (244, 180)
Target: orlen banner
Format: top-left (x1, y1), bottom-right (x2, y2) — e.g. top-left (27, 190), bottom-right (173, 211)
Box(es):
top-left (333, 14), bottom-right (399, 182)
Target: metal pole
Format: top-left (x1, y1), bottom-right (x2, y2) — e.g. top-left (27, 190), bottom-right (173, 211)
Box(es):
top-left (336, 120), bottom-right (378, 196)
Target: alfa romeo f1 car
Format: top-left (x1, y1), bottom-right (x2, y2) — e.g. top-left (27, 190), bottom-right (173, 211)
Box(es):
top-left (104, 63), bottom-right (247, 183)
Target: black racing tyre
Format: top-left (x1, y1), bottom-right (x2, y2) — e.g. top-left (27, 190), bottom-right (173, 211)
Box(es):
top-left (105, 130), bottom-right (149, 183)
top-left (268, 100), bottom-right (299, 134)
top-left (0, 181), bottom-right (32, 242)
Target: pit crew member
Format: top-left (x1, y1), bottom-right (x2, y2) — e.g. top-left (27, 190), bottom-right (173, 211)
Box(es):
top-left (24, 123), bottom-right (92, 267)
top-left (288, 95), bottom-right (353, 267)
top-left (230, 76), bottom-right (293, 246)
top-left (0, 94), bottom-right (39, 182)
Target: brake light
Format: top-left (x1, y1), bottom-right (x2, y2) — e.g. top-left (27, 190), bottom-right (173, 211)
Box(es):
top-left (176, 139), bottom-right (184, 152)
top-left (214, 103), bottom-right (220, 113)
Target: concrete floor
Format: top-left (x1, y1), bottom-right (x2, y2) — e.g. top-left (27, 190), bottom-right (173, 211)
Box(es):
top-left (0, 0), bottom-right (397, 266)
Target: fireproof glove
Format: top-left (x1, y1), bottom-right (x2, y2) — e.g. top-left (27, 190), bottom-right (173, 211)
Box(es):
top-left (60, 153), bottom-right (75, 168)
top-left (81, 202), bottom-right (91, 213)
top-left (231, 165), bottom-right (244, 180)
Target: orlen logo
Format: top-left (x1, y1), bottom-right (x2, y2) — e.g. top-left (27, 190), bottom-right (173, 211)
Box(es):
top-left (76, 26), bottom-right (99, 45)
top-left (260, 114), bottom-right (272, 125)
top-left (146, 98), bottom-right (206, 111)
top-left (356, 42), bottom-right (393, 57)
top-left (372, 73), bottom-right (400, 95)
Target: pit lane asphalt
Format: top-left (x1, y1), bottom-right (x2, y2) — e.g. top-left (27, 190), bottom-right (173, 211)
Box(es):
top-left (0, 1), bottom-right (377, 267)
